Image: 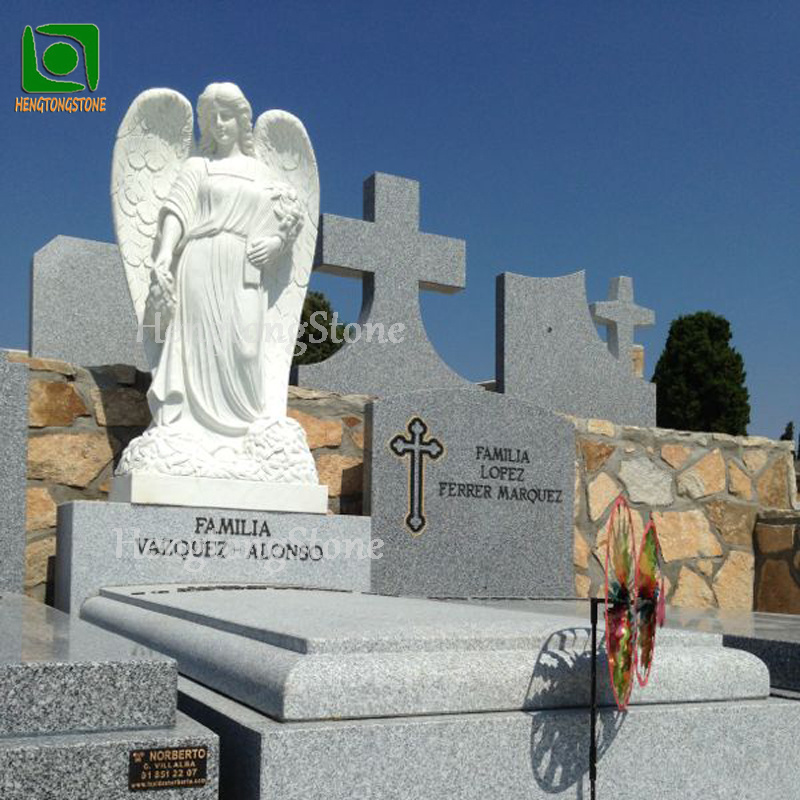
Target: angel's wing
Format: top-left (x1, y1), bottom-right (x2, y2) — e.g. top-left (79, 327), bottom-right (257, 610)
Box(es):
top-left (254, 110), bottom-right (320, 282)
top-left (253, 111), bottom-right (320, 382)
top-left (111, 88), bottom-right (194, 370)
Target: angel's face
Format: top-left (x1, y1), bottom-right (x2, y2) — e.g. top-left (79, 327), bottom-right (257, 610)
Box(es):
top-left (209, 102), bottom-right (240, 150)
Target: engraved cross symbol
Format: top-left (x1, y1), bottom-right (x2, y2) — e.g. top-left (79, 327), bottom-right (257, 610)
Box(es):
top-left (590, 276), bottom-right (654, 361)
top-left (390, 417), bottom-right (443, 535)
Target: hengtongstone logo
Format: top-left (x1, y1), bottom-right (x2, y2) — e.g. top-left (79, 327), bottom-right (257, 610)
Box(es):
top-left (17, 24), bottom-right (106, 112)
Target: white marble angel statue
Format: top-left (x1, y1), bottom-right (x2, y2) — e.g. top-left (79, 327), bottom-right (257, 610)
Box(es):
top-left (110, 82), bottom-right (326, 510)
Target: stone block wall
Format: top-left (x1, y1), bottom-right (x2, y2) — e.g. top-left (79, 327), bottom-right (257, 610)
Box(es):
top-left (571, 418), bottom-right (797, 610)
top-left (753, 510), bottom-right (800, 614)
top-left (284, 386), bottom-right (369, 515)
top-left (10, 353), bottom-right (152, 600)
top-left (13, 352), bottom-right (798, 611)
top-left (10, 353), bottom-right (369, 600)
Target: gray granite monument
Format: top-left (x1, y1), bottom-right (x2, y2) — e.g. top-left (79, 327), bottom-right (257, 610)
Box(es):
top-left (0, 350), bottom-right (28, 593)
top-left (80, 585), bottom-right (800, 800)
top-left (0, 593), bottom-right (218, 799)
top-left (30, 236), bottom-right (148, 369)
top-left (295, 173), bottom-right (473, 396)
top-left (56, 501), bottom-right (372, 614)
top-left (496, 271), bottom-right (656, 426)
top-left (366, 388), bottom-right (574, 597)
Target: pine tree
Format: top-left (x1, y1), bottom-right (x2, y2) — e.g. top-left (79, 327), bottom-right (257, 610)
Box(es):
top-left (652, 312), bottom-right (750, 435)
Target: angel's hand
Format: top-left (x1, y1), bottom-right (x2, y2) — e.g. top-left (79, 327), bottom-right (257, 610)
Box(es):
top-left (150, 255), bottom-right (176, 305)
top-left (247, 235), bottom-right (284, 268)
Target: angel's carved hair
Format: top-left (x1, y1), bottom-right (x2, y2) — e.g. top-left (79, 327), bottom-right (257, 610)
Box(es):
top-left (197, 82), bottom-right (255, 157)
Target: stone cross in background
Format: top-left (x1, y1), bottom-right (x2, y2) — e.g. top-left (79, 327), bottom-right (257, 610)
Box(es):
top-left (0, 351), bottom-right (28, 592)
top-left (590, 276), bottom-right (655, 361)
top-left (295, 173), bottom-right (473, 396)
top-left (496, 271), bottom-right (656, 427)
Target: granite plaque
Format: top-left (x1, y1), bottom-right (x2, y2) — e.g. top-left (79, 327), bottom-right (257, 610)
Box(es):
top-left (129, 745), bottom-right (208, 791)
top-left (367, 389), bottom-right (574, 597)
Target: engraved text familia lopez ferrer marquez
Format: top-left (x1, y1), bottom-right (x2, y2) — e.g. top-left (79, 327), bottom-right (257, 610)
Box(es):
top-left (437, 445), bottom-right (564, 503)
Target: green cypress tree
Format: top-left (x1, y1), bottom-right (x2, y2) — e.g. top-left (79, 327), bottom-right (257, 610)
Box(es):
top-left (293, 290), bottom-right (346, 366)
top-left (652, 312), bottom-right (750, 435)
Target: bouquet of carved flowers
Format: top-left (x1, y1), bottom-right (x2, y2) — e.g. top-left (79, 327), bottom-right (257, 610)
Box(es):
top-left (146, 263), bottom-right (177, 330)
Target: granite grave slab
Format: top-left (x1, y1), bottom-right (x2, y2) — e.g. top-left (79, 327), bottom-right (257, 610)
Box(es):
top-left (0, 713), bottom-right (217, 800)
top-left (0, 350), bottom-right (27, 592)
top-left (179, 675), bottom-right (800, 800)
top-left (295, 173), bottom-right (473, 395)
top-left (81, 586), bottom-right (760, 723)
top-left (55, 500), bottom-right (372, 614)
top-left (0, 593), bottom-right (175, 736)
top-left (657, 605), bottom-right (800, 693)
top-left (0, 593), bottom-right (218, 799)
top-left (30, 235), bottom-right (148, 369)
top-left (74, 584), bottom-right (800, 800)
top-left (485, 599), bottom-right (800, 694)
top-left (367, 388), bottom-right (574, 597)
top-left (496, 271), bottom-right (656, 426)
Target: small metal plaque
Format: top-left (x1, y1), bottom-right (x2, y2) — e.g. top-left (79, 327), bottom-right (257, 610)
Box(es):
top-left (129, 745), bottom-right (208, 792)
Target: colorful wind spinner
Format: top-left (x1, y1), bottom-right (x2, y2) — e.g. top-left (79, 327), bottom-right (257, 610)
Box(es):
top-left (603, 495), bottom-right (665, 710)
top-left (604, 495), bottom-right (638, 710)
top-left (634, 517), bottom-right (666, 688)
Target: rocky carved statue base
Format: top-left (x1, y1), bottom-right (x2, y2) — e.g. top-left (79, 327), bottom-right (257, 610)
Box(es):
top-left (111, 416), bottom-right (328, 513)
top-left (116, 417), bottom-right (317, 483)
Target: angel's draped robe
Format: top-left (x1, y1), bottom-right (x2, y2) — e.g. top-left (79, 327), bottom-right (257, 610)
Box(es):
top-left (151, 156), bottom-right (301, 437)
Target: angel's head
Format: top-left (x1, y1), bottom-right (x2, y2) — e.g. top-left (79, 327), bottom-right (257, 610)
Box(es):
top-left (197, 82), bottom-right (255, 157)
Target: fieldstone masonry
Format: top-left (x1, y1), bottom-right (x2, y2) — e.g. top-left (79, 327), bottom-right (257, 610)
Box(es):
top-left (295, 172), bottom-right (473, 396)
top-left (11, 351), bottom-right (368, 600)
top-left (13, 351), bottom-right (797, 612)
top-left (571, 419), bottom-right (797, 609)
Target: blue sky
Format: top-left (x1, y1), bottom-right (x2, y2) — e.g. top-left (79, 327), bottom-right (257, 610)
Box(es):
top-left (2, 1), bottom-right (797, 438)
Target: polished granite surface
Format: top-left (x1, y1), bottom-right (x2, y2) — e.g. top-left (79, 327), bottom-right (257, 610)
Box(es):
top-left (0, 592), bottom-right (176, 736)
top-left (0, 591), bottom-right (175, 663)
top-left (451, 597), bottom-right (800, 642)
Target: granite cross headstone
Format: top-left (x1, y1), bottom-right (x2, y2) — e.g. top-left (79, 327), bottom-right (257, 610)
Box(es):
top-left (367, 388), bottom-right (574, 597)
top-left (0, 351), bottom-right (28, 593)
top-left (295, 173), bottom-right (473, 396)
top-left (496, 271), bottom-right (656, 426)
top-left (590, 276), bottom-right (654, 360)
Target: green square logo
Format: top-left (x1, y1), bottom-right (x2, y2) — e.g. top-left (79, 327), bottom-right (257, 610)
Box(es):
top-left (21, 24), bottom-right (99, 93)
